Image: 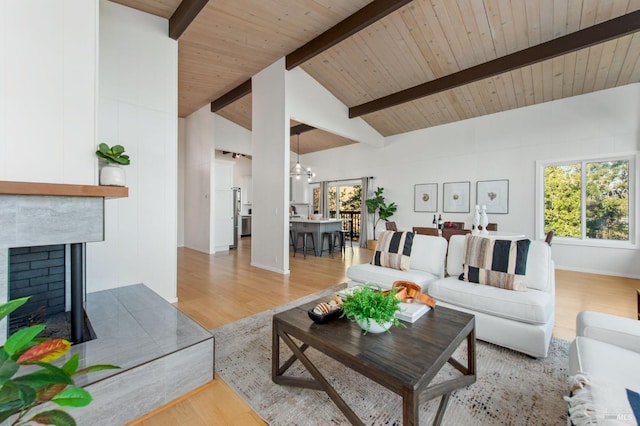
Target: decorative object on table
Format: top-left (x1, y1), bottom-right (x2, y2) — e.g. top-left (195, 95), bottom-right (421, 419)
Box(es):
top-left (0, 296), bottom-right (119, 425)
top-left (340, 285), bottom-right (402, 334)
top-left (472, 205), bottom-right (481, 234)
top-left (414, 183), bottom-right (437, 212)
top-left (308, 295), bottom-right (343, 324)
top-left (96, 143), bottom-right (130, 186)
top-left (476, 179), bottom-right (509, 214)
top-left (365, 187), bottom-right (397, 244)
top-left (443, 181), bottom-right (470, 213)
top-left (480, 204), bottom-right (489, 233)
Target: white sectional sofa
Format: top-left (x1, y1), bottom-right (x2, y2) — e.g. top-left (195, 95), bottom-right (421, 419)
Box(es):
top-left (346, 232), bottom-right (555, 358)
top-left (566, 311), bottom-right (640, 424)
top-left (346, 234), bottom-right (447, 291)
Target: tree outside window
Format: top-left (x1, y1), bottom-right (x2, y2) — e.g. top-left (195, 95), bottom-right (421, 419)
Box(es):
top-left (543, 159), bottom-right (630, 241)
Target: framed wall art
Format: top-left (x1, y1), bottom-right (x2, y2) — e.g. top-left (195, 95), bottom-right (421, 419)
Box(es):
top-left (477, 179), bottom-right (509, 214)
top-left (443, 181), bottom-right (470, 213)
top-left (414, 183), bottom-right (437, 212)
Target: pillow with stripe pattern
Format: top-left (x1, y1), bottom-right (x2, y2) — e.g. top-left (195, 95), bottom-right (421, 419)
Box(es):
top-left (459, 235), bottom-right (531, 291)
top-left (371, 231), bottom-right (414, 271)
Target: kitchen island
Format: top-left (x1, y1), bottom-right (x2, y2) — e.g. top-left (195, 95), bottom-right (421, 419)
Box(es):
top-left (290, 218), bottom-right (343, 256)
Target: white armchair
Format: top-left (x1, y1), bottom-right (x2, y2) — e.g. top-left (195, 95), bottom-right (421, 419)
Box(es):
top-left (567, 311), bottom-right (640, 425)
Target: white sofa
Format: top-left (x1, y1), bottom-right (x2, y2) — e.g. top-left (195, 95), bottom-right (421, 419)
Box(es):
top-left (427, 234), bottom-right (555, 358)
top-left (566, 311), bottom-right (640, 424)
top-left (346, 234), bottom-right (447, 291)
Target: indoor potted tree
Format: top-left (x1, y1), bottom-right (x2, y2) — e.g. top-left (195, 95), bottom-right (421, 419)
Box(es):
top-left (96, 143), bottom-right (130, 186)
top-left (340, 286), bottom-right (402, 334)
top-left (365, 187), bottom-right (397, 249)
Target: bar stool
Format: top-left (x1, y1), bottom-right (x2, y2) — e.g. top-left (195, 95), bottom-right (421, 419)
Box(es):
top-left (321, 232), bottom-right (334, 257)
top-left (294, 232), bottom-right (316, 259)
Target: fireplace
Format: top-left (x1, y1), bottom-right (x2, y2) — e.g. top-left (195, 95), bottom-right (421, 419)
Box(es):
top-left (0, 181), bottom-right (127, 344)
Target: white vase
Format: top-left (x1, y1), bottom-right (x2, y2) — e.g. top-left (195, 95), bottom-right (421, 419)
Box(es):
top-left (472, 205), bottom-right (480, 235)
top-left (100, 164), bottom-right (126, 186)
top-left (480, 205), bottom-right (489, 234)
top-left (356, 318), bottom-right (392, 334)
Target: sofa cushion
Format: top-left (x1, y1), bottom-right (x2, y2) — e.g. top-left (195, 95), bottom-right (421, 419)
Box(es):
top-left (460, 235), bottom-right (530, 291)
top-left (346, 263), bottom-right (438, 290)
top-left (371, 231), bottom-right (414, 271)
top-left (521, 240), bottom-right (552, 292)
top-left (427, 276), bottom-right (553, 324)
top-left (408, 234), bottom-right (448, 278)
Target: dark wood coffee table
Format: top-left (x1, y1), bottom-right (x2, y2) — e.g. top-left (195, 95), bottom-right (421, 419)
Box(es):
top-left (272, 301), bottom-right (476, 425)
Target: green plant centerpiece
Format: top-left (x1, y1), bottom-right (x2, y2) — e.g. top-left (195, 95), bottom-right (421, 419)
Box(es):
top-left (340, 286), bottom-right (402, 334)
top-left (0, 297), bottom-right (119, 426)
top-left (96, 143), bottom-right (130, 186)
top-left (95, 143), bottom-right (130, 166)
top-left (365, 187), bottom-right (397, 240)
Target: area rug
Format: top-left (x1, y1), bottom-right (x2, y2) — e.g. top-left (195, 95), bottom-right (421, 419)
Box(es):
top-left (211, 285), bottom-right (569, 425)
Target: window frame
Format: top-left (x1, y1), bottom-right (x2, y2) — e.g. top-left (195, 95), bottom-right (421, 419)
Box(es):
top-left (535, 152), bottom-right (638, 250)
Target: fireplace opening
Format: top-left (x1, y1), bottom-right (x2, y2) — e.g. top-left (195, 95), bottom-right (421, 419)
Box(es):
top-left (8, 244), bottom-right (94, 343)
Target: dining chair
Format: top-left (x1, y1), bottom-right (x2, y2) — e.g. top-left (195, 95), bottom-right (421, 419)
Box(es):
top-left (385, 221), bottom-right (398, 231)
top-left (486, 223), bottom-right (498, 231)
top-left (412, 227), bottom-right (439, 236)
top-left (544, 230), bottom-right (554, 246)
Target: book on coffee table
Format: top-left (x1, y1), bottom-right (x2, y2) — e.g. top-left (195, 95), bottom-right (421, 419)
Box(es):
top-left (395, 302), bottom-right (430, 323)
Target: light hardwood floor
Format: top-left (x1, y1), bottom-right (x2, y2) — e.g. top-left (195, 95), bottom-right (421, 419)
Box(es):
top-left (129, 237), bottom-right (639, 425)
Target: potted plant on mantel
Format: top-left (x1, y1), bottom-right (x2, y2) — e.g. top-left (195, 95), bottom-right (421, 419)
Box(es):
top-left (96, 143), bottom-right (130, 187)
top-left (365, 187), bottom-right (397, 250)
top-left (341, 286), bottom-right (402, 334)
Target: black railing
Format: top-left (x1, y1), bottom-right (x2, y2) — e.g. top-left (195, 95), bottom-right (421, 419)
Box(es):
top-left (329, 210), bottom-right (361, 241)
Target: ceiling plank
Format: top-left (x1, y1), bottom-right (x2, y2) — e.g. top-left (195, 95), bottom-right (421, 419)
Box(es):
top-left (169, 0), bottom-right (209, 40)
top-left (210, 79), bottom-right (252, 113)
top-left (285, 0), bottom-right (413, 70)
top-left (349, 10), bottom-right (640, 118)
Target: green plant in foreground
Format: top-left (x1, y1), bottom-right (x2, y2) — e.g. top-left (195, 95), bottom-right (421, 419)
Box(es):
top-left (95, 143), bottom-right (130, 166)
top-left (0, 297), bottom-right (119, 426)
top-left (340, 286), bottom-right (402, 334)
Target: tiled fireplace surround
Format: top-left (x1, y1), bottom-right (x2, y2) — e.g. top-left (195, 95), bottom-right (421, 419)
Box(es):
top-left (0, 182), bottom-right (214, 425)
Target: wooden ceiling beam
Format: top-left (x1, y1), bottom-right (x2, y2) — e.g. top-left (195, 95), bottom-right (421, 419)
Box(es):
top-left (285, 0), bottom-right (413, 70)
top-left (349, 10), bottom-right (640, 118)
top-left (210, 79), bottom-right (252, 112)
top-left (169, 0), bottom-right (209, 40)
top-left (290, 124), bottom-right (316, 135)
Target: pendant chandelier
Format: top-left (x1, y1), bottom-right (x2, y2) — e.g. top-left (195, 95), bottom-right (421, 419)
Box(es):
top-left (290, 133), bottom-right (315, 182)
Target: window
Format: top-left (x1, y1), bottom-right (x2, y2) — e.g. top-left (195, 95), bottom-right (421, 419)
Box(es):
top-left (537, 154), bottom-right (636, 246)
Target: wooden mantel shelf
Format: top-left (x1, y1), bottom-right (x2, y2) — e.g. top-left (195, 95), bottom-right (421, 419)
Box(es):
top-left (0, 181), bottom-right (128, 198)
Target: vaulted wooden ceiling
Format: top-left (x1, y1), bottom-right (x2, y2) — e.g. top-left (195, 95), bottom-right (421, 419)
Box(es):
top-left (112, 0), bottom-right (640, 153)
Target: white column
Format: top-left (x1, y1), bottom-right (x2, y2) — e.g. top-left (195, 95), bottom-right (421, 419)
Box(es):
top-left (251, 58), bottom-right (290, 274)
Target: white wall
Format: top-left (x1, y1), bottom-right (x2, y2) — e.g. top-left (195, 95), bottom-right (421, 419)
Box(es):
top-left (177, 118), bottom-right (185, 246)
top-left (184, 105), bottom-right (214, 253)
top-left (252, 58), bottom-right (290, 273)
top-left (305, 84), bottom-right (640, 278)
top-left (214, 114), bottom-right (252, 155)
top-left (88, 0), bottom-right (178, 302)
top-left (0, 0), bottom-right (97, 184)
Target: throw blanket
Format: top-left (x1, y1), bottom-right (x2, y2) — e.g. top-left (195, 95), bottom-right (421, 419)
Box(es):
top-left (460, 235), bottom-right (530, 291)
top-left (565, 373), bottom-right (640, 425)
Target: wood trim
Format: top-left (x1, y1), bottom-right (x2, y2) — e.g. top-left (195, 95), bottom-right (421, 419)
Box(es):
top-left (285, 0), bottom-right (414, 70)
top-left (290, 123), bottom-right (315, 135)
top-left (0, 181), bottom-right (128, 198)
top-left (349, 10), bottom-right (640, 118)
top-left (210, 79), bottom-right (252, 113)
top-left (169, 0), bottom-right (209, 40)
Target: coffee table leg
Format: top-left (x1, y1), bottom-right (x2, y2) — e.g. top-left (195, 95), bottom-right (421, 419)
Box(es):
top-left (402, 389), bottom-right (419, 426)
top-left (432, 392), bottom-right (451, 425)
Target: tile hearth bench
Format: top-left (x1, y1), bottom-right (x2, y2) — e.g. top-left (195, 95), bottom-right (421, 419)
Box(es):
top-left (27, 284), bottom-right (214, 425)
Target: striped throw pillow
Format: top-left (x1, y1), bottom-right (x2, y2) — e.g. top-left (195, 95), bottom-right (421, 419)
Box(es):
top-left (371, 231), bottom-right (414, 271)
top-left (459, 235), bottom-right (531, 291)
